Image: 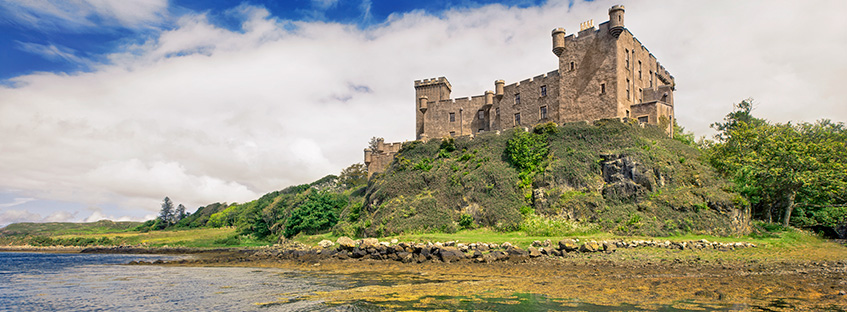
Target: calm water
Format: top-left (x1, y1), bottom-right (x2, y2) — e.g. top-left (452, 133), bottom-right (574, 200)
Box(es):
top-left (0, 252), bottom-right (353, 311)
top-left (0, 252), bottom-right (799, 311)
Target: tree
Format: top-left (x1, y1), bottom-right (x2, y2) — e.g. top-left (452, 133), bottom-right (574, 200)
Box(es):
top-left (283, 191), bottom-right (346, 238)
top-left (368, 136), bottom-right (384, 153)
top-left (159, 197), bottom-right (175, 226)
top-left (709, 100), bottom-right (847, 227)
top-left (339, 163), bottom-right (368, 188)
top-left (175, 204), bottom-right (186, 222)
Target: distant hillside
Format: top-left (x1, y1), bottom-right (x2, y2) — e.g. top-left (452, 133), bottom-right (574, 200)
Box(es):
top-left (344, 120), bottom-right (749, 237)
top-left (0, 220), bottom-right (142, 237)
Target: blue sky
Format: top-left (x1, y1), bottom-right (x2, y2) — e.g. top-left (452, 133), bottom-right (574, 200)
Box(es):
top-left (1, 0), bottom-right (845, 226)
top-left (0, 0), bottom-right (549, 81)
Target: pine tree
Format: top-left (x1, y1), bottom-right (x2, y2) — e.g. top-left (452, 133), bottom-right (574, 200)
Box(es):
top-left (175, 204), bottom-right (186, 222)
top-left (159, 197), bottom-right (174, 226)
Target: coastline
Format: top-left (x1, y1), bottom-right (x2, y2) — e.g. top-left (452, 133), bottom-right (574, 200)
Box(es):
top-left (3, 241), bottom-right (846, 310)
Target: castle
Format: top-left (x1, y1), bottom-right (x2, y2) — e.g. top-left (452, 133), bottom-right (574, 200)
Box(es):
top-left (367, 5), bottom-right (676, 177)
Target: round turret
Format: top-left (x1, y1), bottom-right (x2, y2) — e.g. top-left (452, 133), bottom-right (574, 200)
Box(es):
top-left (484, 90), bottom-right (494, 106)
top-left (608, 5), bottom-right (625, 37)
top-left (418, 96), bottom-right (428, 113)
top-left (495, 80), bottom-right (505, 97)
top-left (551, 28), bottom-right (566, 57)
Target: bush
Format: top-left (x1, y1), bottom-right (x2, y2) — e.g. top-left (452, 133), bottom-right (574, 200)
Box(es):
top-left (283, 191), bottom-right (346, 238)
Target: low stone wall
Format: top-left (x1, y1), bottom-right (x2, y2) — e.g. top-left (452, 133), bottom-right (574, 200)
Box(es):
top-left (267, 237), bottom-right (758, 264)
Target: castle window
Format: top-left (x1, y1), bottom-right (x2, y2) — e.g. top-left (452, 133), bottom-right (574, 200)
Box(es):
top-left (600, 83), bottom-right (606, 94)
top-left (449, 112), bottom-right (455, 122)
top-left (625, 49), bottom-right (629, 69)
top-left (514, 113), bottom-right (521, 125)
top-left (478, 110), bottom-right (484, 120)
top-left (540, 106), bottom-right (548, 119)
top-left (569, 61), bottom-right (575, 71)
top-left (495, 108), bottom-right (500, 116)
top-left (626, 110), bottom-right (630, 118)
top-left (638, 88), bottom-right (642, 102)
top-left (649, 71), bottom-right (653, 87)
top-left (626, 79), bottom-right (630, 100)
top-left (450, 131), bottom-right (456, 137)
top-left (638, 61), bottom-right (642, 79)
top-left (514, 93), bottom-right (520, 105)
top-left (638, 116), bottom-right (648, 124)
top-left (479, 128), bottom-right (484, 133)
top-left (540, 85), bottom-right (547, 97)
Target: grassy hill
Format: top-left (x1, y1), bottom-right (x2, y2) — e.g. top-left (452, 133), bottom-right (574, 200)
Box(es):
top-left (0, 220), bottom-right (141, 237)
top-left (339, 120), bottom-right (748, 237)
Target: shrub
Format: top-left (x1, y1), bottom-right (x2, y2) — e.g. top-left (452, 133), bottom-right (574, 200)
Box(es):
top-left (283, 191), bottom-right (347, 238)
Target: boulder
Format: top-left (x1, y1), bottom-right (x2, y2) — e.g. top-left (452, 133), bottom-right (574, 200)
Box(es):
top-left (580, 241), bottom-right (601, 252)
top-left (336, 236), bottom-right (357, 250)
top-left (558, 239), bottom-right (578, 252)
top-left (439, 247), bottom-right (465, 263)
top-left (476, 244), bottom-right (490, 252)
top-left (390, 238), bottom-right (399, 244)
top-left (528, 247), bottom-right (542, 258)
top-left (318, 240), bottom-right (334, 249)
top-left (602, 241), bottom-right (617, 253)
top-left (543, 239), bottom-right (552, 247)
top-left (506, 247), bottom-right (529, 262)
top-left (359, 238), bottom-right (379, 249)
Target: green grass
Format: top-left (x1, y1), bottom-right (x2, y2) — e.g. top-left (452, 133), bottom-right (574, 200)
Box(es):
top-left (1, 227), bottom-right (273, 248)
top-left (54, 227), bottom-right (275, 248)
top-left (0, 220), bottom-right (142, 236)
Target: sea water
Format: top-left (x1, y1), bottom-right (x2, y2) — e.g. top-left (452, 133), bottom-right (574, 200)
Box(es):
top-left (0, 252), bottom-right (353, 311)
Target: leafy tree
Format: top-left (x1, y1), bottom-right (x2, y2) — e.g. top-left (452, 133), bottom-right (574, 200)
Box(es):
top-left (708, 100), bottom-right (847, 227)
top-left (505, 128), bottom-right (549, 190)
top-left (159, 197), bottom-right (175, 226)
top-left (283, 191), bottom-right (347, 238)
top-left (339, 163), bottom-right (368, 187)
top-left (672, 119), bottom-right (697, 147)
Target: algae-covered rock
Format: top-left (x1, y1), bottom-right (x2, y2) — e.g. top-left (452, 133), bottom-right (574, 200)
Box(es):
top-left (558, 239), bottom-right (578, 252)
top-left (337, 236), bottom-right (356, 249)
top-left (580, 241), bottom-right (601, 252)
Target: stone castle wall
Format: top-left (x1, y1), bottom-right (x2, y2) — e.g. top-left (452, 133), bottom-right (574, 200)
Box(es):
top-left (375, 5), bottom-right (678, 177)
top-left (364, 140), bottom-right (403, 178)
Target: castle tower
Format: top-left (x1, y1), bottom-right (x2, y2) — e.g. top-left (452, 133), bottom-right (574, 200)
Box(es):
top-left (494, 80), bottom-right (505, 97)
top-left (414, 77), bottom-right (452, 140)
top-left (608, 5), bottom-right (625, 37)
top-left (551, 28), bottom-right (566, 57)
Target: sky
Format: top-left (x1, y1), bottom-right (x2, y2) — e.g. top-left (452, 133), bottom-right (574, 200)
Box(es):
top-left (1, 0), bottom-right (845, 226)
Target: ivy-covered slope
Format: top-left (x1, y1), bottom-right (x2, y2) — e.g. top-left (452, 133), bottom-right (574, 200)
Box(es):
top-left (343, 121), bottom-right (749, 237)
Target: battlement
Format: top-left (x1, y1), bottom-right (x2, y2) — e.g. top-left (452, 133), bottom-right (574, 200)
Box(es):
top-left (414, 77), bottom-right (452, 91)
top-left (505, 70), bottom-right (559, 89)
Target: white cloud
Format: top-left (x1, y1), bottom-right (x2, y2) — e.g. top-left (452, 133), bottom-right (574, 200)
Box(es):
top-left (0, 210), bottom-right (43, 226)
top-left (0, 197), bottom-right (35, 208)
top-left (0, 209), bottom-right (78, 226)
top-left (0, 0), bottom-right (846, 221)
top-left (0, 0), bottom-right (169, 31)
top-left (16, 41), bottom-right (90, 65)
top-left (43, 210), bottom-right (78, 222)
